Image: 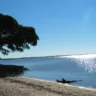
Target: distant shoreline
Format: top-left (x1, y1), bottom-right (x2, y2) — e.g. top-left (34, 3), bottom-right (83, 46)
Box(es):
top-left (1, 53), bottom-right (96, 60)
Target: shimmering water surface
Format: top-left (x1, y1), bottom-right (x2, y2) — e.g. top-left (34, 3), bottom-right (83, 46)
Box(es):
top-left (0, 54), bottom-right (96, 88)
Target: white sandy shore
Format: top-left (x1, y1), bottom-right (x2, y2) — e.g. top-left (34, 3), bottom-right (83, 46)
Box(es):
top-left (0, 76), bottom-right (96, 96)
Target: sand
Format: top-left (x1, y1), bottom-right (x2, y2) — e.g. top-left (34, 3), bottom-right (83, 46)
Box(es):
top-left (0, 76), bottom-right (96, 96)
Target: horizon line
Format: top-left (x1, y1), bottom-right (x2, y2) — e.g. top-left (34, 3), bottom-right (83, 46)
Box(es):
top-left (1, 53), bottom-right (96, 60)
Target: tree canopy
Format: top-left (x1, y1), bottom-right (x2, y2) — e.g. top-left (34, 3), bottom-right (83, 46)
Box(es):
top-left (0, 13), bottom-right (39, 55)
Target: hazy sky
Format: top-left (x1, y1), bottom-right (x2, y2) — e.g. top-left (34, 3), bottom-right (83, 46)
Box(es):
top-left (0, 0), bottom-right (96, 58)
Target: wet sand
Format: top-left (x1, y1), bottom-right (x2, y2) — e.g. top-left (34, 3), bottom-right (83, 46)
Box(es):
top-left (0, 76), bottom-right (96, 96)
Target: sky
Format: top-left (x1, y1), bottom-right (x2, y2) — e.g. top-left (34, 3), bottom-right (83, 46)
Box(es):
top-left (0, 0), bottom-right (96, 58)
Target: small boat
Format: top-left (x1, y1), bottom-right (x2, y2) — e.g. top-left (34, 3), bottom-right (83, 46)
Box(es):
top-left (56, 78), bottom-right (82, 84)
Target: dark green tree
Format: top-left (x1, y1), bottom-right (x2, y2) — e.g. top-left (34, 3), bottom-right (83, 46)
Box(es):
top-left (0, 13), bottom-right (39, 55)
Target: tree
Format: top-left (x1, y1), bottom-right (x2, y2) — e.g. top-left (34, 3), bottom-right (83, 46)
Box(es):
top-left (0, 13), bottom-right (39, 55)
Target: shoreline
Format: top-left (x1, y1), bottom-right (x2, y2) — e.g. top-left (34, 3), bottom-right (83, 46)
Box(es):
top-left (1, 53), bottom-right (96, 60)
top-left (19, 76), bottom-right (96, 91)
top-left (0, 76), bottom-right (96, 96)
top-left (0, 63), bottom-right (95, 89)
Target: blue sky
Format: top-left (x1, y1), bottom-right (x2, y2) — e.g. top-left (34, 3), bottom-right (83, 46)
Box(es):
top-left (0, 0), bottom-right (96, 58)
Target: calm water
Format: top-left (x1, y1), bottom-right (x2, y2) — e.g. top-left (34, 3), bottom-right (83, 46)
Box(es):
top-left (0, 54), bottom-right (96, 88)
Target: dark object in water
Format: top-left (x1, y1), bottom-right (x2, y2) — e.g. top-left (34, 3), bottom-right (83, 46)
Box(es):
top-left (56, 78), bottom-right (82, 84)
top-left (0, 64), bottom-right (29, 77)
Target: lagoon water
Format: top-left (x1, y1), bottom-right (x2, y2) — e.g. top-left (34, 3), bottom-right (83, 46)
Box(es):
top-left (0, 54), bottom-right (96, 88)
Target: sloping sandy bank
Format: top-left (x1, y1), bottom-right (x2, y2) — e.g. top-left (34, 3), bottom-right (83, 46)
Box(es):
top-left (0, 76), bottom-right (96, 96)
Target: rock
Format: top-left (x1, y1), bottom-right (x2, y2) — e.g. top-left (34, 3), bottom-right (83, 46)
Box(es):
top-left (0, 64), bottom-right (29, 77)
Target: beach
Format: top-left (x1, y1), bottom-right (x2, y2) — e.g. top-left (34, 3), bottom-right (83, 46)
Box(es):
top-left (0, 76), bottom-right (96, 96)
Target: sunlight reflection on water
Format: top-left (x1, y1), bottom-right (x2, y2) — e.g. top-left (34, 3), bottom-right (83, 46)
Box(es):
top-left (60, 54), bottom-right (96, 73)
top-left (73, 58), bottom-right (96, 73)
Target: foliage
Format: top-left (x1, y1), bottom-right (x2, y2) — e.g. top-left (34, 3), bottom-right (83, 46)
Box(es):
top-left (0, 13), bottom-right (39, 55)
